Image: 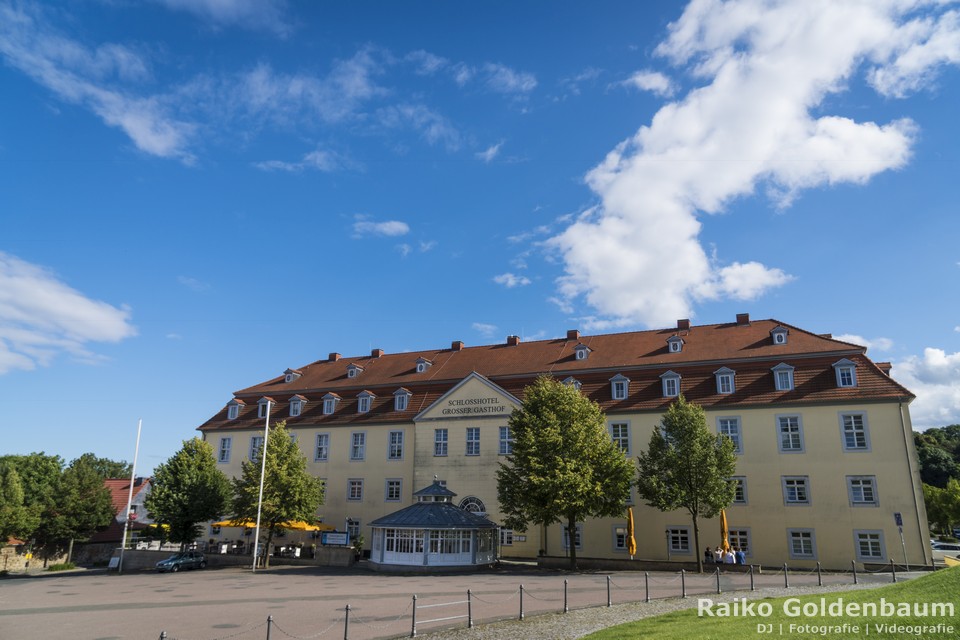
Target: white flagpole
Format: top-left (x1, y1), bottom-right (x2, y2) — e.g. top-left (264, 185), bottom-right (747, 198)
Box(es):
top-left (118, 419), bottom-right (142, 575)
top-left (252, 401), bottom-right (272, 572)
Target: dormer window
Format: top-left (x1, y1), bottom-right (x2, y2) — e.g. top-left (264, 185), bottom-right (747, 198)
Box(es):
top-left (416, 357), bottom-right (432, 374)
top-left (227, 399), bottom-right (244, 420)
top-left (667, 335), bottom-right (684, 353)
top-left (772, 363), bottom-right (795, 391)
top-left (357, 391), bottom-right (375, 414)
top-left (394, 388), bottom-right (412, 411)
top-left (660, 371), bottom-right (681, 398)
top-left (610, 374), bottom-right (630, 401)
top-left (833, 359), bottom-right (858, 388)
top-left (284, 368), bottom-right (302, 384)
top-left (574, 343), bottom-right (591, 361)
top-left (771, 326), bottom-right (789, 345)
top-left (347, 364), bottom-right (364, 379)
top-left (289, 395), bottom-right (306, 417)
top-left (322, 393), bottom-right (341, 415)
top-left (257, 397), bottom-right (274, 419)
top-left (714, 367), bottom-right (736, 395)
top-left (563, 376), bottom-right (582, 391)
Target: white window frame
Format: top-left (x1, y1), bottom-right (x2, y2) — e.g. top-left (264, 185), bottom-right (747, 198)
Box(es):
top-left (854, 530), bottom-right (886, 562)
top-left (257, 401), bottom-right (270, 419)
top-left (499, 426), bottom-right (514, 455)
top-left (315, 433), bottom-right (329, 462)
top-left (289, 398), bottom-right (303, 417)
top-left (771, 327), bottom-right (788, 345)
top-left (347, 479), bottom-right (363, 502)
top-left (322, 394), bottom-right (339, 415)
top-left (667, 526), bottom-right (691, 554)
top-left (610, 421), bottom-right (630, 454)
top-left (218, 437), bottom-right (231, 463)
top-left (613, 525), bottom-right (629, 552)
top-left (563, 376), bottom-right (582, 391)
top-left (833, 359), bottom-right (858, 388)
top-left (661, 371), bottom-right (681, 398)
top-left (249, 436), bottom-right (264, 461)
top-left (667, 336), bottom-right (684, 353)
top-left (731, 476), bottom-right (747, 504)
top-left (388, 430), bottom-right (404, 460)
top-left (782, 476), bottom-right (810, 505)
top-left (840, 412), bottom-right (870, 451)
top-left (714, 368), bottom-right (735, 395)
top-left (728, 527), bottom-right (751, 556)
top-left (416, 358), bottom-right (431, 373)
top-left (847, 476), bottom-right (878, 506)
top-left (394, 391), bottom-right (410, 411)
top-left (227, 404), bottom-right (239, 420)
top-left (787, 529), bottom-right (817, 560)
top-left (772, 363), bottom-right (795, 391)
top-left (465, 427), bottom-right (480, 456)
top-left (350, 432), bottom-right (366, 461)
top-left (347, 364), bottom-right (362, 379)
top-left (717, 417), bottom-right (742, 454)
top-left (575, 345), bottom-right (590, 360)
top-left (610, 374), bottom-right (630, 401)
top-left (434, 428), bottom-right (448, 457)
top-left (499, 528), bottom-right (514, 546)
top-left (357, 394), bottom-right (372, 414)
top-left (562, 524), bottom-right (583, 550)
top-left (385, 479), bottom-right (402, 502)
top-left (777, 414), bottom-right (804, 453)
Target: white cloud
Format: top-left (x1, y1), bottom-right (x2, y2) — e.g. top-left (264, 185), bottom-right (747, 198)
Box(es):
top-left (493, 273), bottom-right (532, 288)
top-left (419, 241), bottom-right (437, 253)
top-left (893, 348), bottom-right (960, 428)
top-left (868, 9), bottom-right (960, 98)
top-left (177, 275), bottom-right (210, 292)
top-left (396, 244), bottom-right (412, 257)
top-left (833, 334), bottom-right (894, 352)
top-left (472, 322), bottom-right (498, 338)
top-left (406, 50), bottom-right (448, 75)
top-left (153, 0), bottom-right (291, 36)
top-left (483, 63), bottom-right (537, 94)
top-left (621, 70), bottom-right (676, 97)
top-left (0, 252), bottom-right (137, 374)
top-left (476, 141), bottom-right (504, 163)
top-left (549, 0), bottom-right (955, 328)
top-left (254, 147), bottom-right (351, 173)
top-left (353, 216), bottom-right (410, 238)
top-left (376, 103), bottom-right (461, 151)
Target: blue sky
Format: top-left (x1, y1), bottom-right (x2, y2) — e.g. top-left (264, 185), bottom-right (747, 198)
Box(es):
top-left (3, 0), bottom-right (960, 474)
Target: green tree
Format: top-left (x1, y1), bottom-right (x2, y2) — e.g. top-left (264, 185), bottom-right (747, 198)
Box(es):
top-left (232, 421), bottom-right (325, 568)
top-left (636, 395), bottom-right (738, 573)
top-left (145, 438), bottom-right (232, 550)
top-left (0, 463), bottom-right (40, 544)
top-left (496, 376), bottom-right (634, 570)
top-left (923, 483), bottom-right (950, 534)
top-left (71, 453), bottom-right (132, 480)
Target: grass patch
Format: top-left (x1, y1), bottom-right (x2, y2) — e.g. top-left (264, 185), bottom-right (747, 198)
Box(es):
top-left (585, 567), bottom-right (960, 639)
top-left (46, 562), bottom-right (76, 572)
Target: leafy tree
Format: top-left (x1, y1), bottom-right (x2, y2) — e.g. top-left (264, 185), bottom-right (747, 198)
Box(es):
top-left (232, 421), bottom-right (325, 568)
top-left (0, 453), bottom-right (63, 513)
top-left (145, 438), bottom-right (232, 550)
top-left (915, 429), bottom-right (960, 488)
top-left (71, 453), bottom-right (132, 480)
top-left (923, 484), bottom-right (950, 534)
top-left (0, 463), bottom-right (40, 544)
top-left (496, 376), bottom-right (634, 569)
top-left (636, 395), bottom-right (738, 573)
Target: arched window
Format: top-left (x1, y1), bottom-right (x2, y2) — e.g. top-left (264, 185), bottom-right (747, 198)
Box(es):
top-left (459, 496), bottom-right (486, 515)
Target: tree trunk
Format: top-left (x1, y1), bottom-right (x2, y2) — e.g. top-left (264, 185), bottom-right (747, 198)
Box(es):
top-left (263, 529), bottom-right (273, 569)
top-left (67, 538), bottom-right (74, 564)
top-left (692, 516), bottom-right (703, 573)
top-left (567, 517), bottom-right (578, 570)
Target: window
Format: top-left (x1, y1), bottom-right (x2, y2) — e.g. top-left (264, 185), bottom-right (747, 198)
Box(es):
top-left (500, 529), bottom-right (514, 546)
top-left (499, 426), bottom-right (514, 455)
top-left (668, 527), bottom-right (691, 553)
top-left (563, 376), bottom-right (582, 391)
top-left (574, 344), bottom-right (591, 360)
top-left (347, 479), bottom-right (363, 501)
top-left (289, 397), bottom-right (303, 417)
top-left (841, 412), bottom-right (870, 451)
top-left (249, 436), bottom-right (264, 461)
top-left (466, 427), bottom-right (480, 456)
top-left (714, 367), bottom-right (735, 394)
top-left (434, 428), bottom-right (448, 456)
top-left (459, 496), bottom-right (486, 514)
top-left (315, 433), bottom-right (329, 462)
top-left (610, 422), bottom-right (630, 454)
top-left (848, 476), bottom-right (878, 506)
top-left (777, 415), bottom-right (804, 452)
top-left (347, 364), bottom-right (363, 378)
top-left (322, 393), bottom-right (339, 415)
top-left (562, 524), bottom-right (583, 550)
top-left (731, 477), bottom-right (747, 504)
top-left (788, 529), bottom-right (816, 559)
top-left (357, 393), bottom-right (372, 414)
top-left (257, 399), bottom-right (271, 418)
top-left (855, 531), bottom-right (885, 561)
top-left (227, 403), bottom-right (240, 420)
top-left (350, 432), bottom-right (366, 461)
top-left (283, 369), bottom-right (301, 384)
top-left (728, 528), bottom-right (751, 556)
top-left (783, 476), bottom-right (810, 505)
top-left (661, 371), bottom-right (681, 398)
top-left (614, 525), bottom-right (628, 552)
top-left (773, 363), bottom-right (795, 391)
top-left (385, 479), bottom-right (402, 502)
top-left (388, 430), bottom-right (404, 460)
top-left (416, 357), bottom-right (432, 373)
top-left (394, 389), bottom-right (411, 411)
top-left (771, 326), bottom-right (788, 345)
top-left (347, 519), bottom-right (361, 542)
top-left (717, 417), bottom-right (742, 453)
top-left (218, 437), bottom-right (231, 463)
top-left (610, 374), bottom-right (630, 400)
top-left (667, 336), bottom-right (684, 353)
top-left (833, 359), bottom-right (858, 388)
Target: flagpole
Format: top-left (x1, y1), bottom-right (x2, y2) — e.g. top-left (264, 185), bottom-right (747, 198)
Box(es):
top-left (118, 419), bottom-right (142, 575)
top-left (252, 401), bottom-right (272, 572)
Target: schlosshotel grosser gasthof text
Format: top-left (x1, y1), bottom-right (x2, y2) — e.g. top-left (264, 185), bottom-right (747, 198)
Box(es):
top-left (197, 313), bottom-right (932, 569)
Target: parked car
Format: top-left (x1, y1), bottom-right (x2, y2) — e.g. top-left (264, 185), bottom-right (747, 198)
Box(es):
top-left (156, 551), bottom-right (207, 572)
top-left (931, 542), bottom-right (960, 552)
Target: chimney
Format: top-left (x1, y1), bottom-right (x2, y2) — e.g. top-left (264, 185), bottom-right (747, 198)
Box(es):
top-left (329, 352), bottom-right (341, 362)
top-left (506, 335), bottom-right (521, 346)
top-left (451, 341), bottom-right (464, 351)
top-left (736, 313), bottom-right (750, 325)
top-left (819, 333), bottom-right (833, 339)
top-left (677, 319), bottom-right (690, 331)
top-left (567, 329), bottom-right (580, 340)
top-left (876, 362), bottom-right (892, 376)
top-left (371, 348), bottom-right (384, 358)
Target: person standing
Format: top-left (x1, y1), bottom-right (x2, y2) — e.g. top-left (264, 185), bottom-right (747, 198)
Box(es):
top-left (735, 547), bottom-right (746, 565)
top-left (705, 547), bottom-right (713, 565)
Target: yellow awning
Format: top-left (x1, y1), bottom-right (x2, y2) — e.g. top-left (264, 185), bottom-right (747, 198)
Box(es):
top-left (211, 519), bottom-right (334, 532)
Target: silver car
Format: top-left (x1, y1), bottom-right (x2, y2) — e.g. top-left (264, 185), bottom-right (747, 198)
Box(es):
top-left (156, 551), bottom-right (207, 573)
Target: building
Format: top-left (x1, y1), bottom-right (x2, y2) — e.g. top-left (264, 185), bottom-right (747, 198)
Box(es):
top-left (87, 477), bottom-right (153, 546)
top-left (197, 314), bottom-right (931, 570)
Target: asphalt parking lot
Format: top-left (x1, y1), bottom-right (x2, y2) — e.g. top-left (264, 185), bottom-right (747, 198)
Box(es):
top-left (0, 562), bottom-right (902, 640)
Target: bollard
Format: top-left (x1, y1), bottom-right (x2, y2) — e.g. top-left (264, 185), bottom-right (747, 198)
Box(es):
top-left (749, 565), bottom-right (755, 591)
top-left (645, 572), bottom-right (650, 603)
top-left (564, 579), bottom-right (569, 613)
top-left (411, 594), bottom-right (417, 638)
top-left (468, 589), bottom-right (473, 628)
top-left (159, 633), bottom-right (166, 640)
top-left (266, 615), bottom-right (273, 640)
top-left (892, 561), bottom-right (897, 584)
top-left (783, 563), bottom-right (789, 589)
top-left (344, 605), bottom-right (350, 640)
top-left (607, 575), bottom-right (612, 607)
top-left (716, 567), bottom-right (721, 594)
top-left (519, 584), bottom-right (525, 620)
top-left (852, 561), bottom-right (858, 585)
top-left (817, 562), bottom-right (822, 587)
top-left (681, 569), bottom-right (686, 598)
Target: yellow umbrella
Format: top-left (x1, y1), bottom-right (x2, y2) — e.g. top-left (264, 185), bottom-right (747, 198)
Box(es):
top-left (720, 510), bottom-right (730, 553)
top-left (626, 508), bottom-right (637, 558)
top-left (211, 519), bottom-right (334, 531)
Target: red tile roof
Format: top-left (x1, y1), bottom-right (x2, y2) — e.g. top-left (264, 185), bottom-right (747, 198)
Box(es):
top-left (103, 478), bottom-right (150, 516)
